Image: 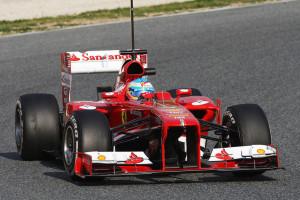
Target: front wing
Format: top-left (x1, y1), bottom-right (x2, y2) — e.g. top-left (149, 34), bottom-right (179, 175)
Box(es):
top-left (74, 145), bottom-right (279, 178)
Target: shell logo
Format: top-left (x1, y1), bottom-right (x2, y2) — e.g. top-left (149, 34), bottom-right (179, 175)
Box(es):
top-left (98, 155), bottom-right (106, 161)
top-left (256, 149), bottom-right (266, 155)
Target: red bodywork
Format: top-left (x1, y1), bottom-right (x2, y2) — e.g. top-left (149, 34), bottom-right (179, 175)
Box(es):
top-left (60, 51), bottom-right (279, 177)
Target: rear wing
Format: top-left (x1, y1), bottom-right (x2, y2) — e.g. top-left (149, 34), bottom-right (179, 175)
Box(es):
top-left (60, 50), bottom-right (148, 111)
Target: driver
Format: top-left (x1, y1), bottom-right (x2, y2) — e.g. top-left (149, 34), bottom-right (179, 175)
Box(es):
top-left (126, 76), bottom-right (155, 100)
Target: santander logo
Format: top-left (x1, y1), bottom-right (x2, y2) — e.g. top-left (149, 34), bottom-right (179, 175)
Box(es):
top-left (215, 149), bottom-right (233, 160)
top-left (69, 52), bottom-right (132, 62)
top-left (125, 152), bottom-right (144, 164)
top-left (70, 54), bottom-right (80, 61)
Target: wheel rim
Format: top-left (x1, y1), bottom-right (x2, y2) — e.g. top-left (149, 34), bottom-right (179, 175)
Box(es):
top-left (64, 126), bottom-right (75, 166)
top-left (223, 115), bottom-right (241, 147)
top-left (15, 108), bottom-right (23, 154)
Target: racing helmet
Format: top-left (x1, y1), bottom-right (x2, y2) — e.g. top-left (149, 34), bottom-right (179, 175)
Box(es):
top-left (126, 77), bottom-right (155, 100)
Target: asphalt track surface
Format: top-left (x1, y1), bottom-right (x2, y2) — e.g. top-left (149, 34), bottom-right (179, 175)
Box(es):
top-left (0, 1), bottom-right (300, 200)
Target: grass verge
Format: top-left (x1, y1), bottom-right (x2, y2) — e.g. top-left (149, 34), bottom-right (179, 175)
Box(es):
top-left (0, 0), bottom-right (273, 36)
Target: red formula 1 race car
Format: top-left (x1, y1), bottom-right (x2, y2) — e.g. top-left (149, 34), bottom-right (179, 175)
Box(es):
top-left (14, 1), bottom-right (280, 180)
top-left (15, 49), bottom-right (280, 180)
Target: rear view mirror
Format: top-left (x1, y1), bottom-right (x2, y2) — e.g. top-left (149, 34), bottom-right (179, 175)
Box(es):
top-left (101, 92), bottom-right (118, 99)
top-left (176, 88), bottom-right (192, 97)
top-left (97, 86), bottom-right (113, 100)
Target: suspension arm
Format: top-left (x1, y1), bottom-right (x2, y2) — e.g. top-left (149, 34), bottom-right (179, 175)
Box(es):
top-left (198, 119), bottom-right (230, 132)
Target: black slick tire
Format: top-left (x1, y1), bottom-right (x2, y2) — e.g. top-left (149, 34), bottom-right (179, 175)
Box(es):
top-left (222, 104), bottom-right (271, 176)
top-left (15, 94), bottom-right (60, 160)
top-left (62, 110), bottom-right (112, 180)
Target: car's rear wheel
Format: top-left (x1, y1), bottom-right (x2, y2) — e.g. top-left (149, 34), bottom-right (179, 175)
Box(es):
top-left (167, 88), bottom-right (202, 98)
top-left (62, 110), bottom-right (113, 180)
top-left (15, 94), bottom-right (60, 160)
top-left (222, 104), bottom-right (271, 176)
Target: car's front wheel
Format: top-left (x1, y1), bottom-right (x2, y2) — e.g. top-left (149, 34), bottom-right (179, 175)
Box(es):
top-left (222, 104), bottom-right (271, 176)
top-left (62, 110), bottom-right (113, 179)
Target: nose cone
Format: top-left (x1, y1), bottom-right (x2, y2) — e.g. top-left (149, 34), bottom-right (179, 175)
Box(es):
top-left (152, 103), bottom-right (199, 127)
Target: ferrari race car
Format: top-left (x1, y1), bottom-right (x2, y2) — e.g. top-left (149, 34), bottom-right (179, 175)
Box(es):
top-left (15, 49), bottom-right (280, 180)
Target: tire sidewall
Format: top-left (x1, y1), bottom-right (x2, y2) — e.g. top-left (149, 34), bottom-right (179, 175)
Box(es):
top-left (15, 100), bottom-right (24, 156)
top-left (62, 115), bottom-right (79, 177)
